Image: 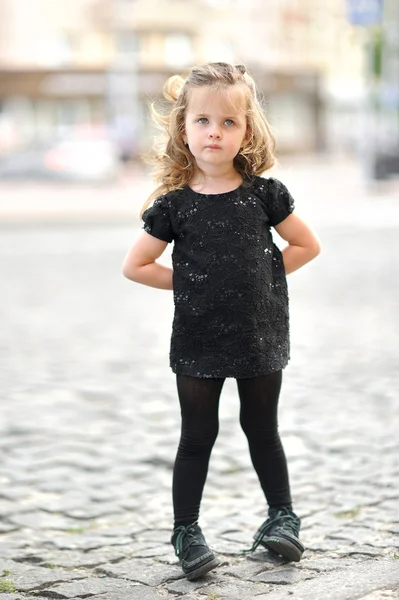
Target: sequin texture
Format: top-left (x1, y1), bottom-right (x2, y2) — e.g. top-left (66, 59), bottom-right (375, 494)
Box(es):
top-left (142, 176), bottom-right (295, 378)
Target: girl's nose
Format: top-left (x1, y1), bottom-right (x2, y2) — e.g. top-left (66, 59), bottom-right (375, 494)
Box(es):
top-left (208, 129), bottom-right (221, 139)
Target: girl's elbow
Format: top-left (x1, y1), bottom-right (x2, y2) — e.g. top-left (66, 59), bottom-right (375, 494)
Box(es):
top-left (312, 239), bottom-right (321, 257)
top-left (122, 261), bottom-right (139, 281)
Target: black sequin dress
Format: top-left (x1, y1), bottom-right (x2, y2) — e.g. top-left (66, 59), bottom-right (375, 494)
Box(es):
top-left (142, 176), bottom-right (295, 379)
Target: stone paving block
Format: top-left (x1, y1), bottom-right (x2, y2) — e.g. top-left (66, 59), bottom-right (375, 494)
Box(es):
top-left (95, 558), bottom-right (182, 586)
top-left (7, 511), bottom-right (87, 531)
top-left (114, 494), bottom-right (142, 514)
top-left (0, 543), bottom-right (23, 558)
top-left (35, 479), bottom-right (83, 494)
top-left (88, 487), bottom-right (123, 501)
top-left (117, 480), bottom-right (155, 498)
top-left (1, 558), bottom-right (42, 572)
top-left (252, 560), bottom-right (399, 600)
top-left (165, 576), bottom-right (209, 594)
top-left (246, 551), bottom-right (286, 567)
top-left (212, 538), bottom-right (249, 555)
top-left (63, 503), bottom-right (124, 520)
top-left (251, 566), bottom-right (314, 585)
top-left (217, 528), bottom-right (252, 545)
top-left (81, 524), bottom-right (135, 538)
top-left (45, 577), bottom-right (143, 598)
top-left (37, 494), bottom-right (93, 514)
top-left (0, 560), bottom-right (83, 593)
top-left (196, 576), bottom-right (271, 599)
top-left (0, 523), bottom-right (20, 534)
top-left (0, 486), bottom-right (35, 501)
top-left (358, 588), bottom-right (399, 600)
top-left (331, 527), bottom-right (398, 548)
top-left (95, 587), bottom-right (166, 600)
top-left (296, 556), bottom-right (365, 572)
top-left (134, 528), bottom-right (171, 544)
top-left (41, 532), bottom-right (132, 551)
top-left (14, 549), bottom-right (117, 569)
top-left (222, 557), bottom-right (274, 579)
top-left (0, 499), bottom-right (19, 516)
top-left (88, 542), bottom-right (152, 557)
top-left (156, 551), bottom-right (180, 566)
top-left (128, 544), bottom-right (171, 558)
top-left (336, 545), bottom-right (385, 558)
top-left (305, 537), bottom-right (342, 552)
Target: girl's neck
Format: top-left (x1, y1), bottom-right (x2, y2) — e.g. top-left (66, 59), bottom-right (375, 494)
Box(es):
top-left (189, 167), bottom-right (243, 195)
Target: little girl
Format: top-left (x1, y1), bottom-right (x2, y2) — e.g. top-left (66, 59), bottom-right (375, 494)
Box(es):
top-left (122, 62), bottom-right (320, 580)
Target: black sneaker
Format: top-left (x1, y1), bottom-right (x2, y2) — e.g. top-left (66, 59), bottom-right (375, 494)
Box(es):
top-left (171, 522), bottom-right (220, 580)
top-left (250, 507), bottom-right (305, 562)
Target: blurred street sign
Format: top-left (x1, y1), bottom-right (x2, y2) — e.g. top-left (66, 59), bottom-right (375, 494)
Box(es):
top-left (347, 0), bottom-right (383, 26)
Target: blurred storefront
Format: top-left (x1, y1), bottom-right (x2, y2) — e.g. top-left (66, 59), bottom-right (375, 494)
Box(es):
top-left (0, 0), bottom-right (371, 166)
top-left (221, 0), bottom-right (366, 155)
top-left (0, 0), bottom-right (112, 158)
top-left (0, 0), bottom-right (196, 160)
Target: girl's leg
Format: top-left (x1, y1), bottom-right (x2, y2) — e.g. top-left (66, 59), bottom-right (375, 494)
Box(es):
top-left (173, 374), bottom-right (225, 528)
top-left (237, 371), bottom-right (304, 562)
top-left (236, 370), bottom-right (292, 508)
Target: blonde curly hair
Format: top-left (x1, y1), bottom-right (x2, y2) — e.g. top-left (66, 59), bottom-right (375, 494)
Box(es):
top-left (141, 62), bottom-right (276, 215)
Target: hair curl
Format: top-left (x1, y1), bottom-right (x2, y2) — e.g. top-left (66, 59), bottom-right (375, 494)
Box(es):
top-left (141, 62), bottom-right (276, 215)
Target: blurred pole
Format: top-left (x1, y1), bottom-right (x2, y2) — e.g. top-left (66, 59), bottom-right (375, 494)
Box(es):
top-left (346, 0), bottom-right (384, 180)
top-left (379, 0), bottom-right (399, 155)
top-left (369, 0), bottom-right (399, 179)
top-left (106, 25), bottom-right (141, 162)
top-left (363, 23), bottom-right (380, 181)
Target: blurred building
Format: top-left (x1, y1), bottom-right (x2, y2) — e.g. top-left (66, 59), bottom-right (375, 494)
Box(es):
top-left (0, 0), bottom-right (367, 159)
top-left (0, 0), bottom-right (112, 155)
top-left (0, 0), bottom-right (221, 157)
top-left (206, 0), bottom-right (367, 153)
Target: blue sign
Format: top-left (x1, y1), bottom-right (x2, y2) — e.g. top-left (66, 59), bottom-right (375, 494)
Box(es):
top-left (347, 0), bottom-right (383, 26)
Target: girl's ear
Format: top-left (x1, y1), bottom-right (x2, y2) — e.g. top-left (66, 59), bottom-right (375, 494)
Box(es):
top-left (182, 133), bottom-right (188, 144)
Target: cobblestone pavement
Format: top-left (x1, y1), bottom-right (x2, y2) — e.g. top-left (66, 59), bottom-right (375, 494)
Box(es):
top-left (1, 156), bottom-right (398, 599)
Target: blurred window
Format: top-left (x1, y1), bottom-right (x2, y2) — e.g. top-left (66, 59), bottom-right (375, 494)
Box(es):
top-left (79, 33), bottom-right (110, 64)
top-left (37, 33), bottom-right (74, 67)
top-left (34, 99), bottom-right (56, 141)
top-left (164, 34), bottom-right (193, 67)
top-left (205, 0), bottom-right (245, 5)
top-left (206, 41), bottom-right (235, 63)
top-left (55, 100), bottom-right (91, 128)
top-left (116, 32), bottom-right (139, 57)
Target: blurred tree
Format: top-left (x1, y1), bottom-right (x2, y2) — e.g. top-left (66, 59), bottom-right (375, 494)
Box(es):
top-left (372, 27), bottom-right (383, 79)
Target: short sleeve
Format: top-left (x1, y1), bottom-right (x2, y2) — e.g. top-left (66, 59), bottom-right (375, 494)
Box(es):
top-left (142, 195), bottom-right (174, 243)
top-left (266, 177), bottom-right (295, 226)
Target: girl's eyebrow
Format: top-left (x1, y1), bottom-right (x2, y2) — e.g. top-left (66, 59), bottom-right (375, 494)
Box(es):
top-left (191, 112), bottom-right (240, 118)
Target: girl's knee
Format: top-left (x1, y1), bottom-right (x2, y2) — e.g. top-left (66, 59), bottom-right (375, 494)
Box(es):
top-left (178, 426), bottom-right (219, 458)
top-left (240, 416), bottom-right (279, 443)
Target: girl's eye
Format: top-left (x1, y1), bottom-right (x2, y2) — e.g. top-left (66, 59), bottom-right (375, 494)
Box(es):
top-left (198, 118), bottom-right (208, 124)
top-left (225, 119), bottom-right (234, 126)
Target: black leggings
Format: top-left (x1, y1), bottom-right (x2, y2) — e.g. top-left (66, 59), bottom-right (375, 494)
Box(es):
top-left (172, 370), bottom-right (292, 528)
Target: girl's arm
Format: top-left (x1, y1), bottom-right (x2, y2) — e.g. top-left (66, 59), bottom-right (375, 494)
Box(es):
top-left (274, 214), bottom-right (321, 275)
top-left (122, 232), bottom-right (173, 290)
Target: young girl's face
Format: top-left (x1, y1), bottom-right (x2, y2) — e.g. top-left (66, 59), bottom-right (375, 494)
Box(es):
top-left (183, 85), bottom-right (248, 173)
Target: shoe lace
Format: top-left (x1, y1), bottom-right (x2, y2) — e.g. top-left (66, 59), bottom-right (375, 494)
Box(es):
top-left (245, 508), bottom-right (298, 553)
top-left (173, 524), bottom-right (201, 558)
